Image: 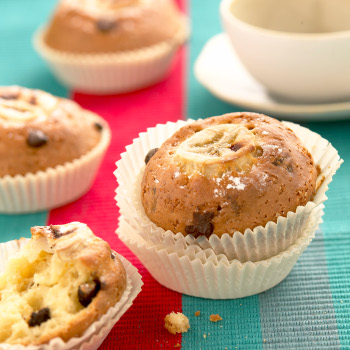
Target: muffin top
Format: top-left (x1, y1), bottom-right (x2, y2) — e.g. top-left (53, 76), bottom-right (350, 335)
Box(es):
top-left (0, 86), bottom-right (107, 177)
top-left (0, 222), bottom-right (126, 345)
top-left (44, 0), bottom-right (184, 53)
top-left (141, 113), bottom-right (318, 238)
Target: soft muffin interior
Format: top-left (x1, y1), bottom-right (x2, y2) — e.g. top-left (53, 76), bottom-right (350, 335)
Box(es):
top-left (0, 240), bottom-right (92, 344)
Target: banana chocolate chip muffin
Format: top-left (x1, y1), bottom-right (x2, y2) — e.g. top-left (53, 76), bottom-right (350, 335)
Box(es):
top-left (0, 86), bottom-right (108, 177)
top-left (0, 222), bottom-right (126, 345)
top-left (141, 112), bottom-right (318, 238)
top-left (44, 0), bottom-right (185, 53)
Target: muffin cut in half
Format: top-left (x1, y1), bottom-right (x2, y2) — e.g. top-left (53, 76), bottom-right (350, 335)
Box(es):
top-left (0, 222), bottom-right (126, 345)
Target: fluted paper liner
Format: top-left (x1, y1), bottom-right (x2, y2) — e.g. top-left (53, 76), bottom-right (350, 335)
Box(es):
top-left (33, 17), bottom-right (189, 94)
top-left (0, 239), bottom-right (143, 350)
top-left (115, 119), bottom-right (342, 263)
top-left (117, 207), bottom-right (322, 299)
top-left (0, 117), bottom-right (110, 214)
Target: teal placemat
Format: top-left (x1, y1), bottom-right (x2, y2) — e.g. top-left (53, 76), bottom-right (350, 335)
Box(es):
top-left (0, 0), bottom-right (349, 348)
top-left (184, 1), bottom-right (350, 349)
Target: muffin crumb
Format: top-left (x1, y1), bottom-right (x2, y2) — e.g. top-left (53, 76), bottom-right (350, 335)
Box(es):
top-left (209, 314), bottom-right (222, 322)
top-left (164, 312), bottom-right (190, 335)
top-left (195, 311), bottom-right (200, 316)
top-left (174, 343), bottom-right (181, 348)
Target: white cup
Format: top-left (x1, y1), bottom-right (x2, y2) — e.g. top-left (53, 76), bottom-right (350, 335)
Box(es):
top-left (220, 0), bottom-right (350, 103)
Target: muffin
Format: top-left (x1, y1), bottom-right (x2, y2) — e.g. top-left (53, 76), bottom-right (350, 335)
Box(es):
top-left (0, 222), bottom-right (126, 345)
top-left (115, 114), bottom-right (341, 298)
top-left (44, 0), bottom-right (185, 54)
top-left (34, 0), bottom-right (189, 93)
top-left (141, 112), bottom-right (318, 238)
top-left (0, 86), bottom-right (111, 213)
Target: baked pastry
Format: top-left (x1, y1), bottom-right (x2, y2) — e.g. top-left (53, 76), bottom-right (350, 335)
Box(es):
top-left (44, 0), bottom-right (185, 53)
top-left (0, 222), bottom-right (126, 345)
top-left (141, 112), bottom-right (318, 238)
top-left (0, 86), bottom-right (108, 177)
top-left (34, 0), bottom-right (188, 94)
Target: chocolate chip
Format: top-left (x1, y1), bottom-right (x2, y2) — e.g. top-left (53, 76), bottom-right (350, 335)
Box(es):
top-left (0, 91), bottom-right (19, 100)
top-left (26, 130), bottom-right (48, 148)
top-left (28, 307), bottom-right (51, 327)
top-left (111, 252), bottom-right (116, 260)
top-left (49, 225), bottom-right (76, 238)
top-left (94, 121), bottom-right (103, 132)
top-left (78, 280), bottom-right (101, 307)
top-left (144, 148), bottom-right (159, 165)
top-left (96, 18), bottom-right (116, 32)
top-left (29, 96), bottom-right (37, 105)
top-left (230, 142), bottom-right (244, 152)
top-left (185, 211), bottom-right (214, 238)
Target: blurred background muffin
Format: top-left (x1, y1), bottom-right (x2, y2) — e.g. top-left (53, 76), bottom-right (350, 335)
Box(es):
top-left (44, 0), bottom-right (185, 53)
top-left (34, 0), bottom-right (189, 93)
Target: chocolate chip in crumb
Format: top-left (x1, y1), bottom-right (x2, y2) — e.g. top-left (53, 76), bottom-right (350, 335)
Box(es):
top-left (49, 225), bottom-right (62, 238)
top-left (27, 130), bottom-right (48, 148)
top-left (78, 280), bottom-right (101, 307)
top-left (96, 18), bottom-right (116, 32)
top-left (230, 142), bottom-right (244, 152)
top-left (185, 211), bottom-right (215, 238)
top-left (28, 307), bottom-right (51, 327)
top-left (145, 148), bottom-right (159, 164)
top-left (49, 225), bottom-right (77, 238)
top-left (29, 95), bottom-right (37, 105)
top-left (0, 91), bottom-right (19, 100)
top-left (94, 121), bottom-right (103, 132)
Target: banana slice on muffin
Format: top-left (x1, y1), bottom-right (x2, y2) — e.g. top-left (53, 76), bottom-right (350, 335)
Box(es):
top-left (141, 112), bottom-right (318, 238)
top-left (0, 222), bottom-right (126, 345)
top-left (0, 86), bottom-right (107, 177)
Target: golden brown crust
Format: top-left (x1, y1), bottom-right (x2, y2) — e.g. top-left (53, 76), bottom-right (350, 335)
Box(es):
top-left (27, 223), bottom-right (126, 344)
top-left (0, 222), bottom-right (126, 345)
top-left (0, 86), bottom-right (108, 177)
top-left (141, 112), bottom-right (318, 238)
top-left (44, 0), bottom-right (184, 53)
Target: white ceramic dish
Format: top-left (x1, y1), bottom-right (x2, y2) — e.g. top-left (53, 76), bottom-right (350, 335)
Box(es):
top-left (220, 0), bottom-right (350, 102)
top-left (194, 33), bottom-right (350, 121)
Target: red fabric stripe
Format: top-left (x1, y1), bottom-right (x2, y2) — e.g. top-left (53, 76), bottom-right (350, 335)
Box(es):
top-left (48, 2), bottom-right (186, 348)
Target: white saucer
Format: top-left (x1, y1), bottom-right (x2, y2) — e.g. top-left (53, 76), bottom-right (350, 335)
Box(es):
top-left (194, 33), bottom-right (350, 121)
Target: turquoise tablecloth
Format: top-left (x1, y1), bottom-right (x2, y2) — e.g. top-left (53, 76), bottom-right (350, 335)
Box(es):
top-left (0, 0), bottom-right (349, 349)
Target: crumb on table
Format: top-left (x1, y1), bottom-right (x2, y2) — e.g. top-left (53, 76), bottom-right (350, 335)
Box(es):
top-left (174, 343), bottom-right (181, 348)
top-left (195, 311), bottom-right (200, 316)
top-left (164, 312), bottom-right (190, 335)
top-left (209, 314), bottom-right (222, 322)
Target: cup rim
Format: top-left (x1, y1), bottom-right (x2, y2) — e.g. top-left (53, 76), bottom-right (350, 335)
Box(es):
top-left (220, 0), bottom-right (350, 40)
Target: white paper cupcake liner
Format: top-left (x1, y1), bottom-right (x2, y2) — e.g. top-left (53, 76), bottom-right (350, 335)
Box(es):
top-left (115, 119), bottom-right (342, 262)
top-left (0, 117), bottom-right (110, 214)
top-left (0, 239), bottom-right (143, 350)
top-left (117, 206), bottom-right (323, 299)
top-left (33, 17), bottom-right (189, 94)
